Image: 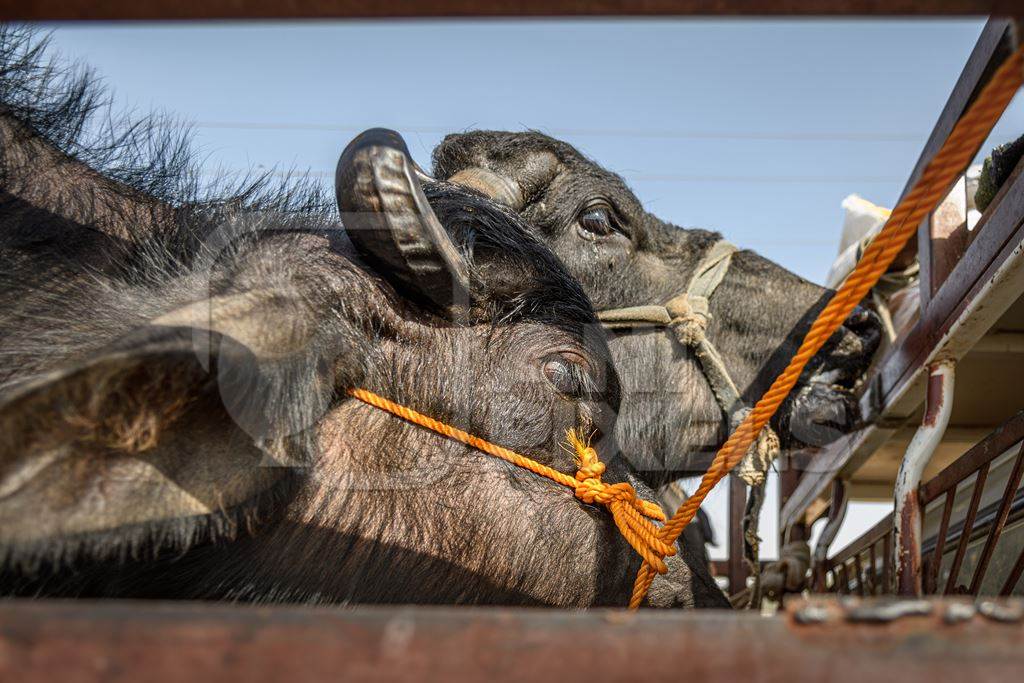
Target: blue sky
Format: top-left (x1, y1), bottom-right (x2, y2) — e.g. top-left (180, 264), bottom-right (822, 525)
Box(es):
top-left (36, 19), bottom-right (1023, 558)
top-left (40, 19), bottom-right (1023, 286)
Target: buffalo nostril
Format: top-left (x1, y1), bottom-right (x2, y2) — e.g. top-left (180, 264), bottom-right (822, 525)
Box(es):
top-left (840, 305), bottom-right (883, 358)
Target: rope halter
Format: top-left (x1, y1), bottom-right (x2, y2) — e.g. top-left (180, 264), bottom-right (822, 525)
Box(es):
top-left (595, 239), bottom-right (781, 487)
top-left (347, 388), bottom-right (676, 578)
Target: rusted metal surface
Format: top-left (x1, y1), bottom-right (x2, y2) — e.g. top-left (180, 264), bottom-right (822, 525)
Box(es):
top-left (1, 0), bottom-right (1021, 20)
top-left (895, 360), bottom-right (955, 596)
top-left (922, 414), bottom-right (1024, 596)
top-left (813, 480), bottom-right (848, 592)
top-left (0, 598), bottom-right (1022, 682)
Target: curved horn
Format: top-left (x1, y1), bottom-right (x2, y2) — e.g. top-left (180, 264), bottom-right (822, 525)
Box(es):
top-left (447, 167), bottom-right (525, 210)
top-left (336, 128), bottom-right (471, 315)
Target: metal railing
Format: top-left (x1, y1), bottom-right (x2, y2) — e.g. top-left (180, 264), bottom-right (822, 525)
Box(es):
top-left (822, 411), bottom-right (1024, 596)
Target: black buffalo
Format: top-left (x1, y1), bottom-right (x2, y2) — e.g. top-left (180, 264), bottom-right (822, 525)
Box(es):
top-left (0, 29), bottom-right (727, 608)
top-left (434, 131), bottom-right (883, 483)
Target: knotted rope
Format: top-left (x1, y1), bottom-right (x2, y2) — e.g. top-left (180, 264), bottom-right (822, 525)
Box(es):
top-left (347, 388), bottom-right (675, 574)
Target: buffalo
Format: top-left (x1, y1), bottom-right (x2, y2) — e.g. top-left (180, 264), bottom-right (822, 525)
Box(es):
top-left (434, 131), bottom-right (883, 484)
top-left (0, 29), bottom-right (728, 608)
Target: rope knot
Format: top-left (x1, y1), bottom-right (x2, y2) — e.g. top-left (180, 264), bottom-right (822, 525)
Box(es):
top-left (567, 430), bottom-right (675, 574)
top-left (731, 408), bottom-right (781, 487)
top-left (665, 293), bottom-right (711, 346)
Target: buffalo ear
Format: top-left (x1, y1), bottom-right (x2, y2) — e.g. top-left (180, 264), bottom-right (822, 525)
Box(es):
top-left (0, 327), bottom-right (288, 561)
top-left (336, 128), bottom-right (471, 316)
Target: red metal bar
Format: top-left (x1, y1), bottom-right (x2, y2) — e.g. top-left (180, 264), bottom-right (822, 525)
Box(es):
top-left (1, 599), bottom-right (1024, 682)
top-left (779, 454), bottom-right (809, 546)
top-left (830, 516), bottom-right (891, 568)
top-left (970, 444), bottom-right (1024, 594)
top-left (944, 463), bottom-right (990, 594)
top-left (838, 563), bottom-right (850, 595)
top-left (728, 474), bottom-right (747, 596)
top-left (927, 490), bottom-right (957, 594)
top-left (813, 480), bottom-right (849, 592)
top-left (0, 0), bottom-right (1020, 21)
top-left (868, 543), bottom-right (878, 595)
top-left (921, 411), bottom-right (1024, 504)
top-left (897, 361), bottom-right (956, 597)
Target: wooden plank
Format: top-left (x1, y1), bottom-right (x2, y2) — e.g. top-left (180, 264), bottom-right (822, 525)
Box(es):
top-left (0, 0), bottom-right (1020, 20)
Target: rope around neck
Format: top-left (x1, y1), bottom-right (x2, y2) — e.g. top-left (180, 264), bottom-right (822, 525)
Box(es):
top-left (346, 388), bottom-right (675, 574)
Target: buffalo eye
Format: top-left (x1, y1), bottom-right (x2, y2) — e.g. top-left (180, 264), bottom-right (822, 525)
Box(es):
top-left (576, 206), bottom-right (616, 240)
top-left (542, 353), bottom-right (591, 398)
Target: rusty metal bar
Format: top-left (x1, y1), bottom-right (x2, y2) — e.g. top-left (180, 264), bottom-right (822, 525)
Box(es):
top-left (830, 516), bottom-right (890, 568)
top-left (868, 543), bottom-right (878, 595)
top-left (882, 531), bottom-right (893, 594)
top-left (0, 0), bottom-right (1020, 20)
top-left (779, 454), bottom-right (809, 550)
top-left (944, 462), bottom-right (990, 595)
top-left (1001, 544), bottom-right (1024, 596)
top-left (921, 411), bottom-right (1024, 504)
top-left (838, 563), bottom-right (850, 595)
top-left (728, 474), bottom-right (747, 596)
top-left (813, 480), bottom-right (849, 592)
top-left (927, 490), bottom-right (957, 594)
top-left (896, 360), bottom-right (956, 596)
top-left (970, 444), bottom-right (1024, 594)
top-left (2, 599), bottom-right (1024, 682)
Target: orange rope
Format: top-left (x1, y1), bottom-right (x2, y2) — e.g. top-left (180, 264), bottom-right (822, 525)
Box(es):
top-left (346, 46), bottom-right (1023, 609)
top-left (629, 44), bottom-right (1024, 608)
top-left (346, 388), bottom-right (675, 573)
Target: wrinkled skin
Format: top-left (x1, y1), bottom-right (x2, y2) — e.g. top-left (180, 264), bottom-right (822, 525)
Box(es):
top-left (434, 131), bottom-right (883, 483)
top-left (0, 154), bottom-right (724, 609)
top-left (0, 31), bottom-right (728, 607)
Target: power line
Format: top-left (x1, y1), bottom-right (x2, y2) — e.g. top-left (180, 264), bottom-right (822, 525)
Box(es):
top-left (625, 173), bottom-right (901, 184)
top-left (194, 120), bottom-right (922, 143)
top-left (228, 167), bottom-right (903, 185)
